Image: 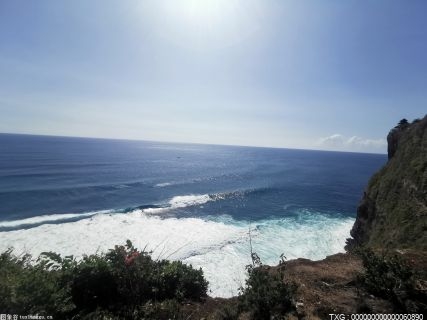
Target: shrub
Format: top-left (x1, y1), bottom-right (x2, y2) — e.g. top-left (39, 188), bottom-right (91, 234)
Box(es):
top-left (213, 303), bottom-right (239, 320)
top-left (357, 248), bottom-right (426, 313)
top-left (238, 252), bottom-right (295, 320)
top-left (0, 240), bottom-right (209, 319)
top-left (71, 255), bottom-right (118, 311)
top-left (158, 260), bottom-right (208, 301)
top-left (104, 240), bottom-right (208, 305)
top-left (0, 249), bottom-right (74, 317)
top-left (0, 249), bottom-right (26, 312)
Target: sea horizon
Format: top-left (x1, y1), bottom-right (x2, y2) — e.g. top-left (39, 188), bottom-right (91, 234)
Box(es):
top-left (0, 132), bottom-right (387, 156)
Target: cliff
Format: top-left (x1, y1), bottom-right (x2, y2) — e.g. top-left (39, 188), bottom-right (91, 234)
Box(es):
top-left (270, 117), bottom-right (427, 318)
top-left (347, 115), bottom-right (427, 251)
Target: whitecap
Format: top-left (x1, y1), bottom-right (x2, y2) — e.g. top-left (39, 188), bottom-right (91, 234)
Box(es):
top-left (0, 209), bottom-right (354, 298)
top-left (154, 182), bottom-right (174, 187)
top-left (169, 194), bottom-right (212, 208)
top-left (0, 210), bottom-right (110, 229)
top-left (140, 194), bottom-right (213, 215)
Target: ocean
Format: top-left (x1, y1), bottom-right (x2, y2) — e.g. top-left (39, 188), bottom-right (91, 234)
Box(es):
top-left (0, 133), bottom-right (386, 297)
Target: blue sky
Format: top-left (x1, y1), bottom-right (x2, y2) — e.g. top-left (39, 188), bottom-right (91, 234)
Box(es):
top-left (0, 1), bottom-right (426, 153)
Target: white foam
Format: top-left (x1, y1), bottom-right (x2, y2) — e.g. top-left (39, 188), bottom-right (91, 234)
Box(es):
top-left (154, 182), bottom-right (174, 187)
top-left (141, 194), bottom-right (213, 214)
top-left (0, 211), bottom-right (109, 228)
top-left (115, 184), bottom-right (130, 189)
top-left (0, 210), bottom-right (354, 298)
top-left (169, 194), bottom-right (212, 208)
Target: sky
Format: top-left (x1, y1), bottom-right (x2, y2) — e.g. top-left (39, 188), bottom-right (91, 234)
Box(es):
top-left (0, 1), bottom-right (426, 153)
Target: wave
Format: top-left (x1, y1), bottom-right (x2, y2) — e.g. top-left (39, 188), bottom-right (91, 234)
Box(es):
top-left (0, 180), bottom-right (148, 195)
top-left (0, 193), bottom-right (222, 231)
top-left (154, 182), bottom-right (174, 187)
top-left (134, 191), bottom-right (245, 215)
top-left (153, 172), bottom-right (245, 189)
top-left (138, 194), bottom-right (214, 214)
top-left (0, 186), bottom-right (286, 231)
top-left (0, 206), bottom-right (355, 298)
top-left (113, 184), bottom-right (131, 189)
top-left (0, 185), bottom-right (319, 232)
top-left (153, 177), bottom-right (204, 188)
top-left (0, 210), bottom-right (112, 230)
top-left (169, 194), bottom-right (212, 208)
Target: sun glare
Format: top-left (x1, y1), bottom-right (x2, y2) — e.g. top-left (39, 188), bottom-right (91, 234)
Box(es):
top-left (163, 0), bottom-right (237, 26)
top-left (140, 0), bottom-right (264, 51)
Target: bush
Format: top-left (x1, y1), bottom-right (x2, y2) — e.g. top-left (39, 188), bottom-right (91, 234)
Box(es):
top-left (71, 255), bottom-right (118, 311)
top-left (0, 249), bottom-right (27, 312)
top-left (158, 260), bottom-right (208, 301)
top-left (0, 240), bottom-right (209, 319)
top-left (238, 252), bottom-right (295, 320)
top-left (104, 240), bottom-right (208, 306)
top-left (357, 248), bottom-right (426, 313)
top-left (0, 249), bottom-right (74, 317)
top-left (213, 303), bottom-right (239, 320)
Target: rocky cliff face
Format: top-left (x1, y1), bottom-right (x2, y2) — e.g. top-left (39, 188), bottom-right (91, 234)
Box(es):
top-left (347, 115), bottom-right (427, 251)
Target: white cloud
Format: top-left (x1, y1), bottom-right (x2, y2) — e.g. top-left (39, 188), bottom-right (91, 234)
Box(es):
top-left (318, 134), bottom-right (386, 153)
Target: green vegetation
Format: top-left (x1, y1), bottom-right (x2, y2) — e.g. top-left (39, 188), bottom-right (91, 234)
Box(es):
top-left (211, 252), bottom-right (296, 320)
top-left (236, 252), bottom-right (295, 320)
top-left (0, 240), bottom-right (208, 319)
top-left (357, 248), bottom-right (426, 313)
top-left (0, 242), bottom-right (297, 319)
top-left (369, 117), bottom-right (426, 250)
top-left (396, 118), bottom-right (409, 128)
top-left (349, 116), bottom-right (427, 251)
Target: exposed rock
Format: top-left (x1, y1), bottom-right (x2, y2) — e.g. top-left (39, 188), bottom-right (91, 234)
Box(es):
top-left (347, 115), bottom-right (427, 251)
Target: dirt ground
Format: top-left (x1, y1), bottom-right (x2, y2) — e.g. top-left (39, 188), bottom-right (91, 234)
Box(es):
top-left (181, 251), bottom-right (426, 319)
top-left (279, 253), bottom-right (393, 319)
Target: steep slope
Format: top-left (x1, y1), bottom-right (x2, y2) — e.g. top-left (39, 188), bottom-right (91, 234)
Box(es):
top-left (347, 116), bottom-right (427, 251)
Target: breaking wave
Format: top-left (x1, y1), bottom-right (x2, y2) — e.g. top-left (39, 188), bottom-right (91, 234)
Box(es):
top-left (0, 193), bottom-right (221, 231)
top-left (0, 210), bottom-right (111, 231)
top-left (0, 206), bottom-right (354, 297)
top-left (141, 194), bottom-right (214, 214)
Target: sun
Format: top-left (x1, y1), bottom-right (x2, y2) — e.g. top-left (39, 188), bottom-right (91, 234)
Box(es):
top-left (169, 0), bottom-right (235, 26)
top-left (139, 0), bottom-right (261, 51)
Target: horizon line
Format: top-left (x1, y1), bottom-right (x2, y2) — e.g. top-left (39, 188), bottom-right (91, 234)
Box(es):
top-left (0, 131), bottom-right (388, 156)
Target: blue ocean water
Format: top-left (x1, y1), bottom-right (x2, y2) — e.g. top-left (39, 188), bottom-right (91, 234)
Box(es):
top-left (0, 133), bottom-right (386, 296)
